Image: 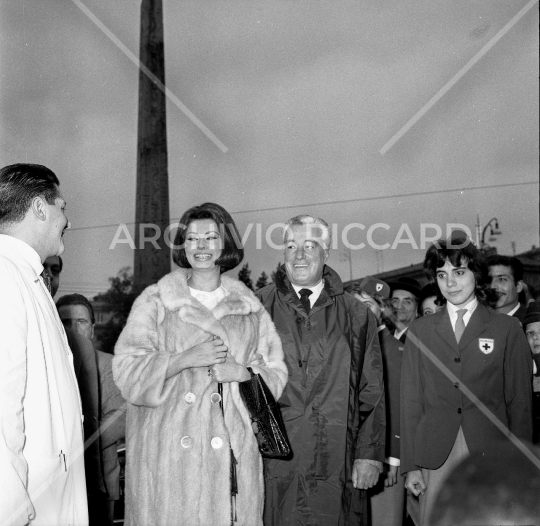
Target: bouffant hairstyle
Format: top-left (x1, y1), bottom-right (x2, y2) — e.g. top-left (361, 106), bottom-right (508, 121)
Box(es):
top-left (172, 202), bottom-right (243, 273)
top-left (0, 163), bottom-right (60, 225)
top-left (423, 232), bottom-right (497, 306)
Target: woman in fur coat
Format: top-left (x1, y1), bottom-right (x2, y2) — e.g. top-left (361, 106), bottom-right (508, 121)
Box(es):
top-left (113, 203), bottom-right (288, 526)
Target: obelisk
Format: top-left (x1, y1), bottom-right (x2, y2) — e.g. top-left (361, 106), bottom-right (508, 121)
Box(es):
top-left (134, 0), bottom-right (170, 292)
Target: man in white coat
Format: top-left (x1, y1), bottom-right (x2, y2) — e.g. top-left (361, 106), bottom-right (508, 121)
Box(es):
top-left (0, 164), bottom-right (88, 525)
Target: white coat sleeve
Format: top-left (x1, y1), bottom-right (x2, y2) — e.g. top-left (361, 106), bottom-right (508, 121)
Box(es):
top-left (0, 265), bottom-right (35, 525)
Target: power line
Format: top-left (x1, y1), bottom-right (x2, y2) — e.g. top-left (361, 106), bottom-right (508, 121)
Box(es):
top-left (66, 179), bottom-right (537, 233)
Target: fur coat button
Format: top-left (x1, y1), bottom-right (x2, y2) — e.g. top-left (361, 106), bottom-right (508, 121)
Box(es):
top-left (211, 437), bottom-right (223, 449)
top-left (210, 392), bottom-right (222, 404)
top-left (181, 436), bottom-right (192, 448)
top-left (185, 392), bottom-right (196, 404)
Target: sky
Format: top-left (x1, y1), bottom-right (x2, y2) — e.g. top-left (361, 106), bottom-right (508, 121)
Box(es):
top-left (1, 0), bottom-right (538, 297)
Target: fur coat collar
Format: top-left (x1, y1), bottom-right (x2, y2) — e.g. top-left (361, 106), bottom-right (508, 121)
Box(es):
top-left (157, 268), bottom-right (262, 345)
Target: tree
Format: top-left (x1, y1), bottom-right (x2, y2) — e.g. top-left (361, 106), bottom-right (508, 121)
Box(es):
top-left (93, 267), bottom-right (138, 354)
top-left (255, 271), bottom-right (269, 290)
top-left (270, 262), bottom-right (282, 283)
top-left (238, 263), bottom-right (254, 291)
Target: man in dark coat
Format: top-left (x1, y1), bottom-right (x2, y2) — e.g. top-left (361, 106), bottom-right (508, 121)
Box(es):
top-left (257, 215), bottom-right (385, 526)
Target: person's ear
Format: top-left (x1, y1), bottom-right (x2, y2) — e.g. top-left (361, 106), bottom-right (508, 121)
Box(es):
top-left (516, 280), bottom-right (524, 294)
top-left (323, 248), bottom-right (330, 262)
top-left (90, 324), bottom-right (95, 340)
top-left (31, 196), bottom-right (47, 222)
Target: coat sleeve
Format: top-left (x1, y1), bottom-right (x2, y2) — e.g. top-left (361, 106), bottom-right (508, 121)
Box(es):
top-left (0, 264), bottom-right (35, 525)
top-left (504, 318), bottom-right (533, 441)
top-left (246, 307), bottom-right (288, 400)
top-left (399, 322), bottom-right (424, 474)
top-left (382, 334), bottom-right (403, 461)
top-left (98, 352), bottom-right (126, 450)
top-left (355, 309), bottom-right (386, 463)
top-left (113, 289), bottom-right (176, 407)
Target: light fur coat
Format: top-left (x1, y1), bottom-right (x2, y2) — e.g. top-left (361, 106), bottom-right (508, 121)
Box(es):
top-left (113, 269), bottom-right (287, 526)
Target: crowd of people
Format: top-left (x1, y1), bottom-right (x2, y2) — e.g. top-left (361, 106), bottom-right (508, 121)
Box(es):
top-left (1, 163), bottom-right (539, 526)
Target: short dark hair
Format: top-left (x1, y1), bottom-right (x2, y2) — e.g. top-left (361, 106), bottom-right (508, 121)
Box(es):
top-left (172, 202), bottom-right (243, 273)
top-left (486, 254), bottom-right (524, 283)
top-left (56, 293), bottom-right (95, 325)
top-left (0, 164), bottom-right (60, 225)
top-left (424, 233), bottom-right (497, 306)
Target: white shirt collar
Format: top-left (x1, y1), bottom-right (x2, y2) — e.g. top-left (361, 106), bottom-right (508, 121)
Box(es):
top-left (292, 280), bottom-right (325, 307)
top-left (446, 296), bottom-right (478, 329)
top-left (506, 303), bottom-right (521, 317)
top-left (394, 327), bottom-right (408, 340)
top-left (0, 234), bottom-right (43, 277)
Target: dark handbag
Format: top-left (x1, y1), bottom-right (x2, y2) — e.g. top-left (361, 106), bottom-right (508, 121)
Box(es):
top-left (239, 367), bottom-right (291, 458)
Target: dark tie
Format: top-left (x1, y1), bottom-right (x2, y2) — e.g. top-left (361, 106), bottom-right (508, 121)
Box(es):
top-left (454, 309), bottom-right (467, 343)
top-left (299, 288), bottom-right (312, 314)
top-left (41, 271), bottom-right (52, 295)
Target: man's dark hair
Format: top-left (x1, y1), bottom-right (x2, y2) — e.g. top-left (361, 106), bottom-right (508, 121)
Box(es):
top-left (56, 293), bottom-right (95, 325)
top-left (0, 164), bottom-right (60, 225)
top-left (486, 254), bottom-right (524, 283)
top-left (424, 233), bottom-right (497, 306)
top-left (172, 202), bottom-right (243, 273)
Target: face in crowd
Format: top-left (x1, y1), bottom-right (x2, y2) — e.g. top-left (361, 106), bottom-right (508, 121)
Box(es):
top-left (526, 322), bottom-right (540, 355)
top-left (488, 264), bottom-right (522, 311)
top-left (58, 304), bottom-right (94, 340)
top-left (284, 223), bottom-right (329, 287)
top-left (42, 255), bottom-right (62, 297)
top-left (391, 290), bottom-right (418, 326)
top-left (421, 295), bottom-right (443, 316)
top-left (436, 259), bottom-right (476, 308)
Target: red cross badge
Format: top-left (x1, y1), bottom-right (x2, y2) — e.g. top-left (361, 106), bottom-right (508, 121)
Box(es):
top-left (479, 338), bottom-right (494, 354)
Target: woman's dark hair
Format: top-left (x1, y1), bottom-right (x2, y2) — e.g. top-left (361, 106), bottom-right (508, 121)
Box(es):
top-left (418, 282), bottom-right (446, 316)
top-left (423, 232), bottom-right (497, 306)
top-left (0, 164), bottom-right (60, 225)
top-left (172, 202), bottom-right (243, 273)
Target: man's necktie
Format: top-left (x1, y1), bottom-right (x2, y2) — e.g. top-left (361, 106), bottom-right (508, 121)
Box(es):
top-left (299, 288), bottom-right (312, 314)
top-left (41, 271), bottom-right (53, 295)
top-left (454, 309), bottom-right (467, 343)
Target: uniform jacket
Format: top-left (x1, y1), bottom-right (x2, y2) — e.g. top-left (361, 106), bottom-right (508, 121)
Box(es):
top-left (113, 269), bottom-right (287, 526)
top-left (0, 235), bottom-right (87, 526)
top-left (256, 265), bottom-right (385, 526)
top-left (400, 302), bottom-right (533, 474)
top-left (379, 327), bottom-right (403, 461)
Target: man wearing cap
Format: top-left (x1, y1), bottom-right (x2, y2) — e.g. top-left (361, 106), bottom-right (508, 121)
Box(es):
top-left (349, 277), bottom-right (405, 526)
top-left (523, 302), bottom-right (540, 443)
top-left (388, 277), bottom-right (421, 343)
top-left (257, 215), bottom-right (385, 526)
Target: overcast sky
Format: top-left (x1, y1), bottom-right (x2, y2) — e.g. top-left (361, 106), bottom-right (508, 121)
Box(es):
top-left (1, 0), bottom-right (538, 297)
